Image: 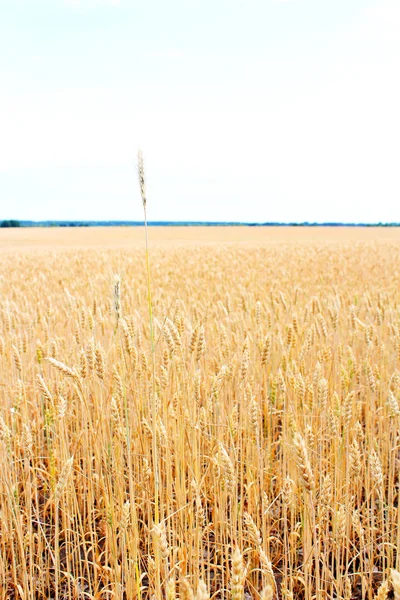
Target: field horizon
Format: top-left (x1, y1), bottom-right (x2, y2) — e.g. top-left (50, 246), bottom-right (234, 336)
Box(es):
top-left (2, 225), bottom-right (400, 253)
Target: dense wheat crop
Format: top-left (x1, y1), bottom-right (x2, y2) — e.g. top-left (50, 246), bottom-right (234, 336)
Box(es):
top-left (1, 233), bottom-right (400, 599)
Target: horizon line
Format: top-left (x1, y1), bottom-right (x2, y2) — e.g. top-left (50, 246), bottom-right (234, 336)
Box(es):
top-left (2, 220), bottom-right (400, 228)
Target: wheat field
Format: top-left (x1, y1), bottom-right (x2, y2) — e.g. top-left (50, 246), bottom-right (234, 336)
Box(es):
top-left (1, 227), bottom-right (400, 599)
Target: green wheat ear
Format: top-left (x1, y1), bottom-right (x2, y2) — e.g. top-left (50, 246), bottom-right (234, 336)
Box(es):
top-left (137, 149), bottom-right (146, 209)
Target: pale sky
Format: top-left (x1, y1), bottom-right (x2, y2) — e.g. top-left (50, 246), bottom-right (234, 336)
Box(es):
top-left (1, 0), bottom-right (399, 223)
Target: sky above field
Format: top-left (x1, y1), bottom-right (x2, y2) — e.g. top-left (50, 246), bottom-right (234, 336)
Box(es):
top-left (1, 0), bottom-right (400, 223)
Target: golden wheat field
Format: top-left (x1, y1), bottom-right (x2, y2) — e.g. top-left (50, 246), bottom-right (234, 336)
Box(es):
top-left (2, 226), bottom-right (400, 600)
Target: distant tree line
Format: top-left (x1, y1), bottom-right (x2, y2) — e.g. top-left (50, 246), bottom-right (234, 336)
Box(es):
top-left (1, 220), bottom-right (21, 228)
top-left (1, 220), bottom-right (400, 228)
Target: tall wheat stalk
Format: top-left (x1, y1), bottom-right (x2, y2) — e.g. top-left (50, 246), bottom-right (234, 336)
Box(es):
top-left (138, 149), bottom-right (161, 597)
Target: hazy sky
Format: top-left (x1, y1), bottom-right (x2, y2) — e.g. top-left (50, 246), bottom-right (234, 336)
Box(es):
top-left (1, 0), bottom-right (399, 222)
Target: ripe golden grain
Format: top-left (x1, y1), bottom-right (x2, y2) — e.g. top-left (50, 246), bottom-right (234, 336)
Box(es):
top-left (1, 229), bottom-right (400, 598)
